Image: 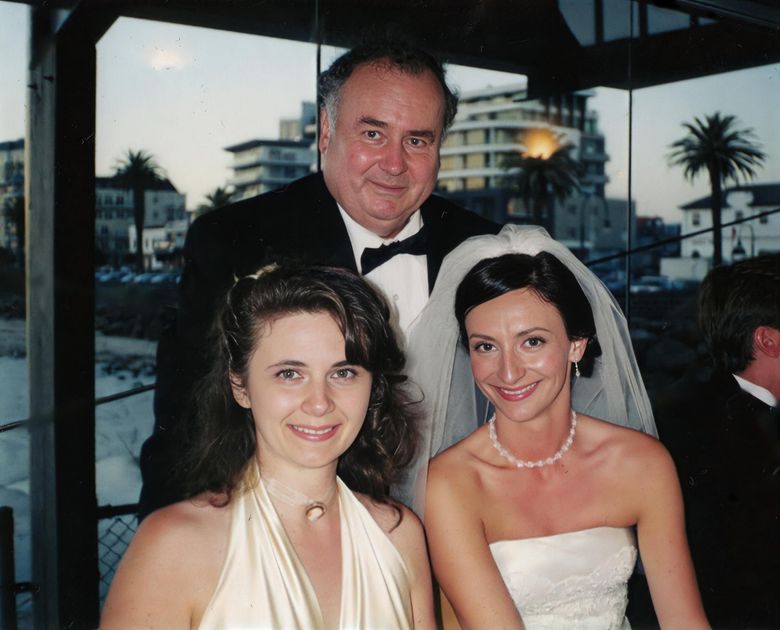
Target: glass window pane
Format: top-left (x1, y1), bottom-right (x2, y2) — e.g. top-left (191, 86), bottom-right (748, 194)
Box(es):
top-left (440, 62), bottom-right (631, 264)
top-left (632, 64), bottom-right (779, 270)
top-left (603, 0), bottom-right (633, 42)
top-left (95, 17), bottom-right (318, 601)
top-left (628, 11), bottom-right (779, 625)
top-left (559, 0), bottom-right (596, 46)
top-left (0, 2), bottom-right (31, 626)
top-left (647, 4), bottom-right (691, 35)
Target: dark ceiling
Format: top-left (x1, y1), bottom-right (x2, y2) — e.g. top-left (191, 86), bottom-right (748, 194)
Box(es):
top-left (17, 0), bottom-right (780, 97)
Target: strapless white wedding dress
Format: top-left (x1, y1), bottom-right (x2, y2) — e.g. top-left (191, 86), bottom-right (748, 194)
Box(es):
top-left (489, 526), bottom-right (637, 630)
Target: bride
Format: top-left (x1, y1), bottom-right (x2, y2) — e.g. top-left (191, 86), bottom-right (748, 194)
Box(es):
top-left (414, 226), bottom-right (708, 629)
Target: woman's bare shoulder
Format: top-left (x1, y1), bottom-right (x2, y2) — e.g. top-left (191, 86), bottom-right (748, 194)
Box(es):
top-left (353, 492), bottom-right (418, 535)
top-left (429, 424), bottom-right (487, 477)
top-left (353, 493), bottom-right (426, 562)
top-left (144, 493), bottom-right (230, 535)
top-left (580, 415), bottom-right (663, 451)
top-left (123, 494), bottom-right (232, 577)
top-left (100, 495), bottom-right (232, 628)
top-left (578, 415), bottom-right (674, 477)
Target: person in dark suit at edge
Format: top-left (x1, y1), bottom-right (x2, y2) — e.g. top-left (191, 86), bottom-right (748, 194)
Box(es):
top-left (139, 42), bottom-right (501, 519)
top-left (655, 254), bottom-right (780, 629)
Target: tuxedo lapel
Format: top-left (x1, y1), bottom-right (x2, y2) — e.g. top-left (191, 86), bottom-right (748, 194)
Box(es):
top-left (419, 195), bottom-right (500, 292)
top-left (716, 371), bottom-right (773, 423)
top-left (307, 179), bottom-right (358, 272)
top-left (279, 173), bottom-right (358, 273)
top-left (420, 202), bottom-right (446, 293)
top-left (717, 371), bottom-right (780, 452)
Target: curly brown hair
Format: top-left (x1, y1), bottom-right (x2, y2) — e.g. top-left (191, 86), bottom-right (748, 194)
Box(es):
top-left (177, 264), bottom-right (419, 509)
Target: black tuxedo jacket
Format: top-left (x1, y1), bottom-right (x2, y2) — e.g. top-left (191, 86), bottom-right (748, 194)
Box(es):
top-left (140, 172), bottom-right (500, 517)
top-left (656, 369), bottom-right (779, 628)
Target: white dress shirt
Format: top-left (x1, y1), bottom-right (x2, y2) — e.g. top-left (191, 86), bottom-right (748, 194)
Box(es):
top-left (338, 206), bottom-right (429, 340)
top-left (733, 373), bottom-right (777, 408)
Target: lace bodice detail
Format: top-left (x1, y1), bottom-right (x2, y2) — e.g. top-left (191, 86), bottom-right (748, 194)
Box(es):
top-left (490, 526), bottom-right (637, 630)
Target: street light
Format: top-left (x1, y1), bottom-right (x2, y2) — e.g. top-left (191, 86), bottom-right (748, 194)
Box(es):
top-left (579, 186), bottom-right (594, 253)
top-left (731, 223), bottom-right (755, 262)
top-left (522, 128), bottom-right (558, 159)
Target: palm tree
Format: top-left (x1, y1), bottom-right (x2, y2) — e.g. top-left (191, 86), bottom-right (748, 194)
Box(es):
top-left (197, 186), bottom-right (234, 216)
top-left (114, 149), bottom-right (166, 271)
top-left (503, 141), bottom-right (580, 235)
top-left (668, 113), bottom-right (766, 266)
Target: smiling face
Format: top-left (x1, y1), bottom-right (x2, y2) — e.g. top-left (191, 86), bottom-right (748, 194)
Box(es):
top-left (230, 311), bottom-right (373, 476)
top-left (465, 288), bottom-right (585, 425)
top-left (319, 61), bottom-right (445, 239)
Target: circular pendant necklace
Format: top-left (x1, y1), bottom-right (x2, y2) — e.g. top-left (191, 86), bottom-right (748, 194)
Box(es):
top-left (263, 477), bottom-right (338, 522)
top-left (488, 409), bottom-right (577, 469)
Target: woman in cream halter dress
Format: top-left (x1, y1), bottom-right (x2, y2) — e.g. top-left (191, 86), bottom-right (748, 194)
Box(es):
top-left (101, 266), bottom-right (435, 629)
top-left (417, 227), bottom-right (709, 629)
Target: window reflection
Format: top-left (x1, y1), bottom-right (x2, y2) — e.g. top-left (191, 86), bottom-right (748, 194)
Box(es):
top-left (94, 19), bottom-right (319, 509)
top-left (440, 66), bottom-right (632, 266)
top-left (3, 0), bottom-right (776, 624)
top-left (0, 2), bottom-right (31, 626)
top-left (630, 63), bottom-right (778, 288)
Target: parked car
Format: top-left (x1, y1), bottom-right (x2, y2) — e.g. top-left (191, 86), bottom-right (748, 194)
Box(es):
top-left (133, 272), bottom-right (157, 284)
top-left (149, 272), bottom-right (179, 284)
top-left (629, 275), bottom-right (686, 294)
top-left (96, 270), bottom-right (126, 283)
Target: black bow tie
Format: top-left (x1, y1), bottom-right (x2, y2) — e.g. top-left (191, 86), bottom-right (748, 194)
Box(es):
top-left (360, 225), bottom-right (428, 275)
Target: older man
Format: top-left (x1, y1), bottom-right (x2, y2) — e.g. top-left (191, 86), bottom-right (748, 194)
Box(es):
top-left (139, 42), bottom-right (500, 517)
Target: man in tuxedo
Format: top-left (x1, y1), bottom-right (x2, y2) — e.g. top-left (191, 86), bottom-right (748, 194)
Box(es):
top-left (139, 42), bottom-right (500, 518)
top-left (657, 254), bottom-right (779, 628)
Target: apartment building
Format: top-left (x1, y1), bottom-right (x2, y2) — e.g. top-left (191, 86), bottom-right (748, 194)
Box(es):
top-left (96, 176), bottom-right (187, 266)
top-left (0, 139), bottom-right (24, 256)
top-left (436, 83), bottom-right (610, 239)
top-left (680, 183), bottom-right (780, 262)
top-left (225, 101), bottom-right (316, 200)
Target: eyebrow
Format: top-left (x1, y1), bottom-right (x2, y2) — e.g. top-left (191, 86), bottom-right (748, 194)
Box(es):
top-left (268, 360), bottom-right (305, 368)
top-left (359, 116), bottom-right (388, 128)
top-left (358, 116), bottom-right (437, 141)
top-left (408, 129), bottom-right (437, 141)
top-left (267, 359), bottom-right (356, 368)
top-left (468, 326), bottom-right (551, 341)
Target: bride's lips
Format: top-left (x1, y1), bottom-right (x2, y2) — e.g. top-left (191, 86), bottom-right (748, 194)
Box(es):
top-left (288, 424), bottom-right (340, 442)
top-left (493, 381), bottom-right (539, 401)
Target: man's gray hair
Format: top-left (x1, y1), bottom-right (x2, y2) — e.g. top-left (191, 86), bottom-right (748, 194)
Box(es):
top-left (318, 41), bottom-right (459, 133)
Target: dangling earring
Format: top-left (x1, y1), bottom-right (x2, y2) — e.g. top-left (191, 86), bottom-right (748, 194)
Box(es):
top-left (574, 361), bottom-right (581, 379)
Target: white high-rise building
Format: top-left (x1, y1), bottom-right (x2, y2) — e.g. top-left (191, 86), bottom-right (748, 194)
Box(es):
top-left (225, 102), bottom-right (316, 200)
top-left (680, 184), bottom-right (780, 262)
top-left (437, 83), bottom-right (609, 234)
top-left (0, 139), bottom-right (24, 256)
top-left (96, 176), bottom-right (187, 267)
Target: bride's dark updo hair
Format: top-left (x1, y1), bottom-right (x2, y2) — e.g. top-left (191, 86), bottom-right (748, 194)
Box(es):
top-left (179, 264), bottom-right (419, 507)
top-left (454, 252), bottom-right (602, 376)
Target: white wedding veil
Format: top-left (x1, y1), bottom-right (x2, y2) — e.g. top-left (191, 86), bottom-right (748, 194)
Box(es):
top-left (396, 224), bottom-right (657, 514)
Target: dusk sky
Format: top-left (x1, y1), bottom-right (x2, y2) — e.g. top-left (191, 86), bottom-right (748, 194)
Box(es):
top-left (2, 3), bottom-right (778, 221)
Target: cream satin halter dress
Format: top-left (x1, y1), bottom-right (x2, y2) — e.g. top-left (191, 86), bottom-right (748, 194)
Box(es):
top-left (199, 476), bottom-right (413, 629)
